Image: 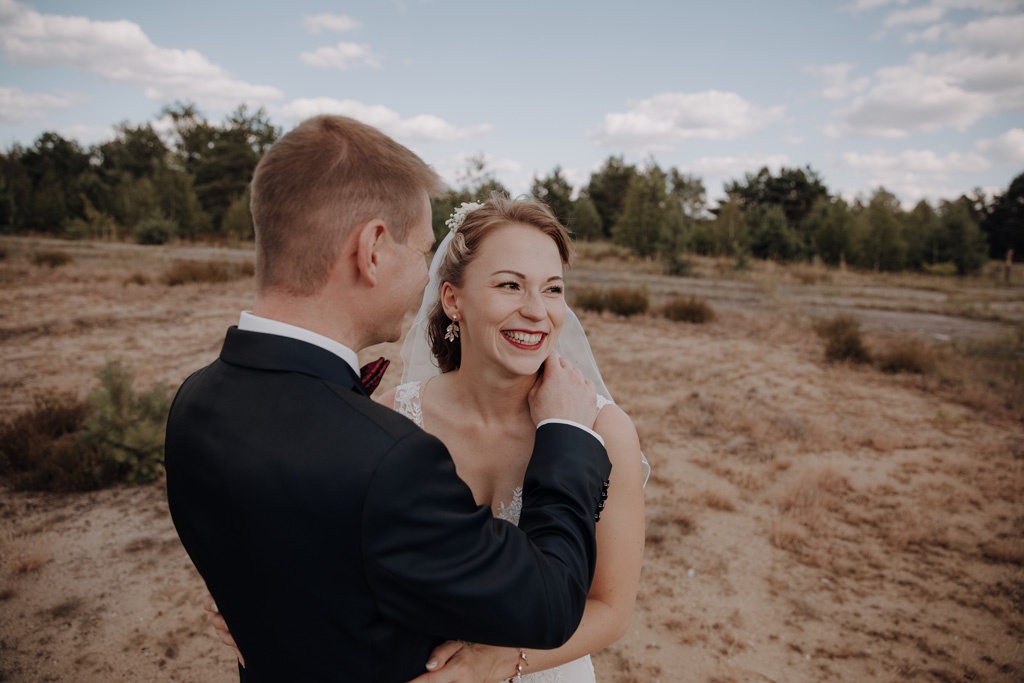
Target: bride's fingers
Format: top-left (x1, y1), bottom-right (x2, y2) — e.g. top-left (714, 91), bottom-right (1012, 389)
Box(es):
top-left (424, 640), bottom-right (465, 671)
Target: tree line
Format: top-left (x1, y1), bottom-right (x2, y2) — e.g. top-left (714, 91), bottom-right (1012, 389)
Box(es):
top-left (1, 104), bottom-right (1020, 274)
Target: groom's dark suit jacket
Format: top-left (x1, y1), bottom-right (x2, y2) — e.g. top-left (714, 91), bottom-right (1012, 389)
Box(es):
top-left (165, 327), bottom-right (612, 682)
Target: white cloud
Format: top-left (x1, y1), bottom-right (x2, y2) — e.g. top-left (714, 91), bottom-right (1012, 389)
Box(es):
top-left (301, 42), bottom-right (381, 70)
top-left (975, 127), bottom-right (1024, 163)
top-left (828, 3), bottom-right (1024, 138)
top-left (589, 91), bottom-right (785, 150)
top-left (0, 0), bottom-right (283, 111)
top-left (805, 63), bottom-right (870, 99)
top-left (273, 98), bottom-right (492, 143)
top-left (302, 13), bottom-right (360, 34)
top-left (843, 148), bottom-right (990, 173)
top-left (885, 4), bottom-right (947, 26)
top-left (840, 147), bottom-right (991, 204)
top-left (0, 86), bottom-right (75, 123)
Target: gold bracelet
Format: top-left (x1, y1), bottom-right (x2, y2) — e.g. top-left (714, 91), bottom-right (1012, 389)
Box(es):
top-left (507, 648), bottom-right (528, 683)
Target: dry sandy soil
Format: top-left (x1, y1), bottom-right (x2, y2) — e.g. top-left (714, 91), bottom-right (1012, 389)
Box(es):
top-left (1, 236), bottom-right (1022, 682)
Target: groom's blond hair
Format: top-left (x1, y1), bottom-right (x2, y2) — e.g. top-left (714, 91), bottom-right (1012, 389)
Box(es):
top-left (250, 115), bottom-right (443, 296)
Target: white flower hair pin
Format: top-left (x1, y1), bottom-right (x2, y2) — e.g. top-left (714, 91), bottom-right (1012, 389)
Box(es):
top-left (444, 202), bottom-right (483, 233)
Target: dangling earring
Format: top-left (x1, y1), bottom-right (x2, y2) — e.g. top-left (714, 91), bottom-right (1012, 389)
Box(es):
top-left (445, 314), bottom-right (460, 343)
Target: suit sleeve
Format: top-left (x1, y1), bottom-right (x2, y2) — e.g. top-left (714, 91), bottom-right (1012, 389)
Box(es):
top-left (361, 423), bottom-right (611, 649)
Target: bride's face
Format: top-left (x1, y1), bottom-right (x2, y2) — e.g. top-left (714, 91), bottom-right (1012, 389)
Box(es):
top-left (444, 222), bottom-right (566, 377)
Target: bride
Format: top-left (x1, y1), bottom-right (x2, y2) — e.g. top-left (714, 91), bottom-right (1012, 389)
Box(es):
top-left (207, 195), bottom-right (647, 682)
top-left (387, 196), bottom-right (647, 683)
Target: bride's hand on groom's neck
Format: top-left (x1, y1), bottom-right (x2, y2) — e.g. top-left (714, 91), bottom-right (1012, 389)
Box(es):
top-left (528, 352), bottom-right (598, 430)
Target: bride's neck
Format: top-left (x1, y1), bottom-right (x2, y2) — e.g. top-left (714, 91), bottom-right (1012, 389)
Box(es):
top-left (446, 361), bottom-right (535, 423)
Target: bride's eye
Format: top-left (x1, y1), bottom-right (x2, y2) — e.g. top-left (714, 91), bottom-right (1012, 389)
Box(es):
top-left (498, 281), bottom-right (520, 290)
top-left (546, 285), bottom-right (564, 295)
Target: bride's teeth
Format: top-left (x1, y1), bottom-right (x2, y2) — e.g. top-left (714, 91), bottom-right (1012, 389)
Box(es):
top-left (504, 331), bottom-right (543, 345)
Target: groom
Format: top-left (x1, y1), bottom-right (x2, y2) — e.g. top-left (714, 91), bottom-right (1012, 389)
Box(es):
top-left (165, 115), bottom-right (612, 682)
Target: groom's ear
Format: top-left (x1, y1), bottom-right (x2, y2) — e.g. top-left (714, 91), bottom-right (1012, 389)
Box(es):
top-left (354, 219), bottom-right (387, 287)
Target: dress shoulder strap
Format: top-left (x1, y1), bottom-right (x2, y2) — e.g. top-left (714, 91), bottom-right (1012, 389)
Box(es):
top-left (393, 381), bottom-right (424, 428)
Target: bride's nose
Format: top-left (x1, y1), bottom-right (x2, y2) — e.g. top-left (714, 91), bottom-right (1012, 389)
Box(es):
top-left (519, 291), bottom-right (545, 320)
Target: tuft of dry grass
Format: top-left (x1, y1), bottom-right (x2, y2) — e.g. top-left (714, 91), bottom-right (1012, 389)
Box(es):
top-left (32, 249), bottom-right (73, 267)
top-left (161, 259), bottom-right (253, 286)
top-left (693, 488), bottom-right (737, 512)
top-left (9, 541), bottom-right (50, 574)
top-left (661, 295), bottom-right (715, 324)
top-left (605, 287), bottom-right (649, 317)
top-left (770, 519), bottom-right (807, 551)
top-left (814, 314), bottom-right (871, 364)
top-left (124, 271), bottom-right (152, 286)
top-left (874, 336), bottom-right (939, 374)
top-left (572, 286), bottom-right (607, 313)
top-left (980, 539), bottom-right (1024, 566)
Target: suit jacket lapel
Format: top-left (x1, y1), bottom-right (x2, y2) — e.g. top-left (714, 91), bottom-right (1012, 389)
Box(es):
top-left (219, 326), bottom-right (369, 397)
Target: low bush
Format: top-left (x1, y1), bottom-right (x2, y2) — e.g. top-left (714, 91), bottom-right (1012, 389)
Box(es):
top-left (162, 259), bottom-right (253, 286)
top-left (605, 287), bottom-right (649, 317)
top-left (664, 255), bottom-right (693, 277)
top-left (814, 315), bottom-right (871, 364)
top-left (135, 216), bottom-right (177, 245)
top-left (874, 337), bottom-right (937, 374)
top-left (124, 272), bottom-right (151, 286)
top-left (921, 262), bottom-right (958, 276)
top-left (662, 295), bottom-right (715, 324)
top-left (0, 361), bottom-right (171, 491)
top-left (573, 286), bottom-right (607, 313)
top-left (32, 250), bottom-right (72, 268)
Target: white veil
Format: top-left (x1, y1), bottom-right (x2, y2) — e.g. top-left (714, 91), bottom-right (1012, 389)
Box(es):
top-left (400, 230), bottom-right (650, 485)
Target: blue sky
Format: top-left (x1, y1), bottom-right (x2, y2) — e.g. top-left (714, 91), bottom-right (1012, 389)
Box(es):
top-left (1, 0), bottom-right (1022, 208)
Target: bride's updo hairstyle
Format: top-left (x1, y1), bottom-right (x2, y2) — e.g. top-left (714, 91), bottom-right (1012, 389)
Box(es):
top-left (427, 194), bottom-right (573, 373)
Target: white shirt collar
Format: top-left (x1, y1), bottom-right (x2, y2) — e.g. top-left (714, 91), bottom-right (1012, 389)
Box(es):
top-left (237, 311), bottom-right (360, 376)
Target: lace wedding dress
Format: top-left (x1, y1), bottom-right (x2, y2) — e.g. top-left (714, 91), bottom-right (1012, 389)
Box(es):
top-left (394, 381), bottom-right (607, 683)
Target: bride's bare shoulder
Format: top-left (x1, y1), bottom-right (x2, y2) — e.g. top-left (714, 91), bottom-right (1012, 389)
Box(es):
top-left (375, 387), bottom-right (398, 409)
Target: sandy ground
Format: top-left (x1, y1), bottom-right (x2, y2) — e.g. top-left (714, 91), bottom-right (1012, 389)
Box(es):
top-left (1, 237), bottom-right (1022, 682)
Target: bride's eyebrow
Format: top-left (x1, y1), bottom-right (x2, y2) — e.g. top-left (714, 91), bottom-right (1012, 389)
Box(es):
top-left (491, 270), bottom-right (564, 283)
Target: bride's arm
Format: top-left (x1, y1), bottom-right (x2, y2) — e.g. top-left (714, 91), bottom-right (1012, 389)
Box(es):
top-left (407, 404), bottom-right (646, 682)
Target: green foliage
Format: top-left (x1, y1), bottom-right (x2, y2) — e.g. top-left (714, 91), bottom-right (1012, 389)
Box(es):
top-left (569, 195), bottom-right (603, 241)
top-left (32, 249), bottom-right (72, 267)
top-left (921, 262), bottom-right (958, 276)
top-left (531, 166), bottom-right (573, 226)
top-left (814, 315), bottom-right (871, 364)
top-left (162, 259), bottom-right (253, 285)
top-left (982, 170), bottom-right (1024, 261)
top-left (78, 361), bottom-right (171, 485)
top-left (806, 197), bottom-right (855, 266)
top-left (664, 254), bottom-right (693, 277)
top-left (221, 193), bottom-right (254, 241)
top-left (612, 162), bottom-right (668, 258)
top-left (62, 196), bottom-right (119, 240)
top-left (939, 200), bottom-right (987, 274)
top-left (661, 295), bottom-right (715, 323)
top-left (586, 156), bottom-right (637, 238)
top-left (134, 215), bottom-right (177, 245)
top-left (852, 189), bottom-right (907, 271)
top-left (749, 204), bottom-right (804, 262)
top-left (0, 361), bottom-right (171, 491)
top-left (604, 286), bottom-right (649, 317)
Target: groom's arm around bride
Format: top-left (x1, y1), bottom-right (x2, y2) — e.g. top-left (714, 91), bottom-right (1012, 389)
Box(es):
top-left (165, 114), bottom-right (612, 682)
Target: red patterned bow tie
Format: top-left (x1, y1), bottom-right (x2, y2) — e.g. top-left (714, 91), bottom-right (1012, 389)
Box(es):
top-left (359, 357), bottom-right (390, 396)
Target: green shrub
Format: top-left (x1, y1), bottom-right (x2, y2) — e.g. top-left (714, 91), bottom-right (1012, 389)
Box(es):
top-left (665, 255), bottom-right (693, 277)
top-left (77, 361), bottom-right (171, 485)
top-left (662, 295), bottom-right (715, 324)
top-left (921, 262), bottom-right (958, 276)
top-left (573, 286), bottom-right (607, 313)
top-left (32, 250), bottom-right (72, 267)
top-left (135, 216), bottom-right (177, 245)
top-left (814, 315), bottom-right (871, 364)
top-left (0, 362), bottom-right (171, 491)
top-left (874, 337), bottom-right (937, 374)
top-left (162, 260), bottom-right (252, 285)
top-left (605, 287), bottom-right (649, 317)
